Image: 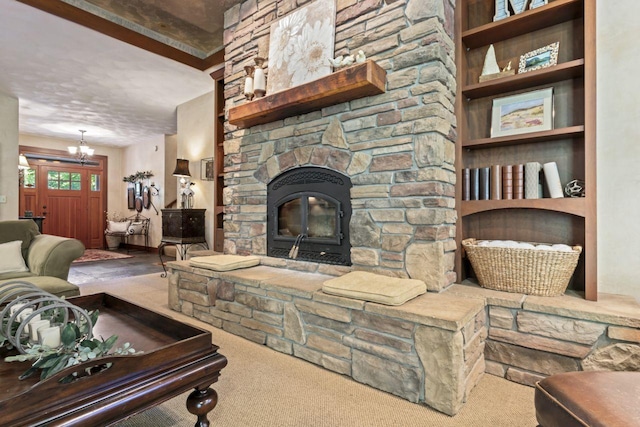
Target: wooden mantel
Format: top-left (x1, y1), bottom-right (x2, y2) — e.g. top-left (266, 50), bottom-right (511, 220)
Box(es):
top-left (228, 60), bottom-right (387, 128)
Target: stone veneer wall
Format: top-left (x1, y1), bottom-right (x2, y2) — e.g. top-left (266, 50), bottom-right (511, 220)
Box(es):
top-left (222, 0), bottom-right (458, 291)
top-left (168, 262), bottom-right (487, 416)
top-left (444, 285), bottom-right (640, 386)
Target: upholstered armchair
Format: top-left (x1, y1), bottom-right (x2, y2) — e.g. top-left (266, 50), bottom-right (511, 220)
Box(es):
top-left (0, 219), bottom-right (84, 281)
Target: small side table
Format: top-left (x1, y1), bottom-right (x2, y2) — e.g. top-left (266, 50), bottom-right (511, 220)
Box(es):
top-left (159, 209), bottom-right (208, 277)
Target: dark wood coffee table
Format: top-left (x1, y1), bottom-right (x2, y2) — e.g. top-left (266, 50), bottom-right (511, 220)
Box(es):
top-left (0, 293), bottom-right (227, 426)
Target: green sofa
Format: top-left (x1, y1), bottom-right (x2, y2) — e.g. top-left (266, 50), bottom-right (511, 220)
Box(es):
top-left (0, 219), bottom-right (84, 297)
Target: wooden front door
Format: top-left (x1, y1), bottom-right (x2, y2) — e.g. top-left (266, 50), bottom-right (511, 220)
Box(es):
top-left (19, 146), bottom-right (107, 249)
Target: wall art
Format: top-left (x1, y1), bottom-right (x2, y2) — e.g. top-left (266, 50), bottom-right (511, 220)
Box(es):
top-left (518, 42), bottom-right (559, 73)
top-left (266, 0), bottom-right (336, 95)
top-left (491, 88), bottom-right (554, 137)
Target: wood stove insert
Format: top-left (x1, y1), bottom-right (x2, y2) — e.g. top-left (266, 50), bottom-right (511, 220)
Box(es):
top-left (267, 167), bottom-right (352, 265)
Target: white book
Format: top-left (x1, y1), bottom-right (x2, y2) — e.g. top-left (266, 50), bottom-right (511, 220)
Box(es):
top-left (525, 162), bottom-right (542, 199)
top-left (543, 162), bottom-right (564, 198)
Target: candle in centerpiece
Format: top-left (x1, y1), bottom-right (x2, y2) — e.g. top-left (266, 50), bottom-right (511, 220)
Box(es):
top-left (38, 325), bottom-right (61, 347)
top-left (10, 303), bottom-right (26, 316)
top-left (30, 319), bottom-right (50, 342)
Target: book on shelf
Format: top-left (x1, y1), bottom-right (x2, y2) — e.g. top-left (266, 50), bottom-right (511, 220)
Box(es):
top-left (525, 162), bottom-right (542, 199)
top-left (479, 167), bottom-right (490, 200)
top-left (462, 168), bottom-right (470, 201)
top-left (491, 164), bottom-right (501, 200)
top-left (470, 168), bottom-right (480, 201)
top-left (502, 165), bottom-right (513, 200)
top-left (513, 164), bottom-right (524, 199)
top-left (543, 162), bottom-right (564, 198)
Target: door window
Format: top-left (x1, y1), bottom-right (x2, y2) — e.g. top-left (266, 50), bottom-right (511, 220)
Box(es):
top-left (22, 169), bottom-right (36, 188)
top-left (48, 171), bottom-right (81, 190)
top-left (91, 174), bottom-right (100, 191)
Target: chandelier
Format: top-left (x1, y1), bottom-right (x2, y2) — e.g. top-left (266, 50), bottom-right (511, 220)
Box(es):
top-left (67, 130), bottom-right (94, 165)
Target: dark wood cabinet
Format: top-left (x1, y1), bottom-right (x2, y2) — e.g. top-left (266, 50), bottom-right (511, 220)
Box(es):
top-left (161, 209), bottom-right (207, 243)
top-left (159, 209), bottom-right (208, 276)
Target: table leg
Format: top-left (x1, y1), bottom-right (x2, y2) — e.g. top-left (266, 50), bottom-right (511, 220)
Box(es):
top-left (186, 385), bottom-right (218, 427)
top-left (158, 242), bottom-right (174, 278)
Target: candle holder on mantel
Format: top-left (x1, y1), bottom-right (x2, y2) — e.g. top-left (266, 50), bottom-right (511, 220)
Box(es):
top-left (243, 65), bottom-right (254, 101)
top-left (253, 57), bottom-right (266, 98)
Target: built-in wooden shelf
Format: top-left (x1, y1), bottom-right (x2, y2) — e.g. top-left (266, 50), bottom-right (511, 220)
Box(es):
top-left (461, 197), bottom-right (586, 217)
top-left (228, 60), bottom-right (386, 128)
top-left (462, 60), bottom-right (585, 100)
top-left (463, 125), bottom-right (585, 149)
top-left (461, 0), bottom-right (583, 49)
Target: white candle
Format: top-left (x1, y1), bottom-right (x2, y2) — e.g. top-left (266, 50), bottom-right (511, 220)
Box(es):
top-left (253, 67), bottom-right (266, 96)
top-left (10, 303), bottom-right (26, 315)
top-left (38, 325), bottom-right (61, 348)
top-left (30, 319), bottom-right (50, 342)
top-left (244, 76), bottom-right (254, 96)
top-left (18, 309), bottom-right (34, 333)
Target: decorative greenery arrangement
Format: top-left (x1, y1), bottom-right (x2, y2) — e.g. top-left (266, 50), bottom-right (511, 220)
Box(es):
top-left (123, 170), bottom-right (154, 183)
top-left (2, 310), bottom-right (138, 383)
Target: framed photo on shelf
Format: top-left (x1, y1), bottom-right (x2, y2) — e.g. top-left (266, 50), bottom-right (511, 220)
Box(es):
top-left (518, 42), bottom-right (559, 73)
top-left (491, 87), bottom-right (554, 138)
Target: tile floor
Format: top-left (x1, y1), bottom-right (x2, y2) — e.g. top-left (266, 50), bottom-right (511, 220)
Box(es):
top-left (68, 249), bottom-right (166, 285)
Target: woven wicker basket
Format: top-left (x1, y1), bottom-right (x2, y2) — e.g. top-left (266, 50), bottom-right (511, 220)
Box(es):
top-left (461, 238), bottom-right (582, 296)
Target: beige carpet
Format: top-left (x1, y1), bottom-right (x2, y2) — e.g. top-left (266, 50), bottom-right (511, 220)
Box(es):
top-left (78, 274), bottom-right (538, 427)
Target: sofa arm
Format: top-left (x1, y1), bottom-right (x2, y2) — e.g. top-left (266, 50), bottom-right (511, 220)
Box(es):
top-left (27, 235), bottom-right (85, 280)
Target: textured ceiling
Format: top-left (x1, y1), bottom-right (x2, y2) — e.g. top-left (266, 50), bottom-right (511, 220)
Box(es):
top-left (81, 0), bottom-right (225, 57)
top-left (0, 0), bottom-right (227, 147)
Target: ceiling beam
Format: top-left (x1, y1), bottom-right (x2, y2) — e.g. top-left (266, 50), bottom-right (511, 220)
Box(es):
top-left (17, 0), bottom-right (224, 71)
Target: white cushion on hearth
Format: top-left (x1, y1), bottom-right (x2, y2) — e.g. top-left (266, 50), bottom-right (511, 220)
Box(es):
top-left (189, 254), bottom-right (260, 271)
top-left (322, 271), bottom-right (426, 306)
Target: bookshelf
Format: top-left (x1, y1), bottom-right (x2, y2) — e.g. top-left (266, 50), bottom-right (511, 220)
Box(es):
top-left (455, 0), bottom-right (597, 299)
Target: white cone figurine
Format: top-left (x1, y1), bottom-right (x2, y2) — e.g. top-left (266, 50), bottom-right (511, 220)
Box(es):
top-left (481, 44), bottom-right (500, 77)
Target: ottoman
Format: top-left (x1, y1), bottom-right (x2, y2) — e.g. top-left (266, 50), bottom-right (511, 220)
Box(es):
top-left (0, 276), bottom-right (80, 298)
top-left (535, 371), bottom-right (640, 427)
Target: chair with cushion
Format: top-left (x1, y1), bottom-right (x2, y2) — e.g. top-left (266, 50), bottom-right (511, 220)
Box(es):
top-left (105, 214), bottom-right (150, 252)
top-left (0, 219), bottom-right (84, 297)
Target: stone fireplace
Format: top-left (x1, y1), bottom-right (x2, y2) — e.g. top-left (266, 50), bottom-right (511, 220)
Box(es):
top-left (222, 0), bottom-right (458, 291)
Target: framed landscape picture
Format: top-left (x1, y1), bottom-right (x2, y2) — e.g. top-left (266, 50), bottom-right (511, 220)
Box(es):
top-left (491, 88), bottom-right (554, 138)
top-left (518, 42), bottom-right (559, 73)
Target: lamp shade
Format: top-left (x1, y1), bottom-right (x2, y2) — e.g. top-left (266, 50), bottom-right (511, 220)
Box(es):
top-left (172, 159), bottom-right (191, 177)
top-left (18, 154), bottom-right (30, 170)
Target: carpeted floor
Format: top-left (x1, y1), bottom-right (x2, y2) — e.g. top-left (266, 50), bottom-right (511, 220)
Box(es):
top-left (73, 249), bottom-right (133, 263)
top-left (78, 274), bottom-right (538, 427)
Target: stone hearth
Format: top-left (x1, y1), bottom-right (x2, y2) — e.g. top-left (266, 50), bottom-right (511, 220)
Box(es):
top-left (222, 0), bottom-right (458, 291)
top-left (168, 260), bottom-right (640, 415)
top-left (168, 260), bottom-right (486, 416)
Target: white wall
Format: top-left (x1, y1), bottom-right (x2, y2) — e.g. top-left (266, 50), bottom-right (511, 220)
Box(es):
top-left (597, 1), bottom-right (640, 299)
top-left (122, 136), bottom-right (166, 247)
top-left (0, 92), bottom-right (19, 220)
top-left (176, 91), bottom-right (216, 249)
top-left (164, 134), bottom-right (178, 208)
